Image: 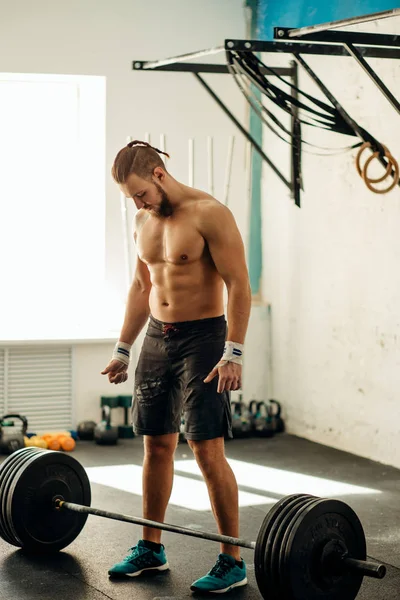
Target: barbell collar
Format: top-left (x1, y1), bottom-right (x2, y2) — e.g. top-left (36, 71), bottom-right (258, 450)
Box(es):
top-left (321, 539), bottom-right (386, 581)
top-left (341, 557), bottom-right (386, 580)
top-left (55, 500), bottom-right (256, 551)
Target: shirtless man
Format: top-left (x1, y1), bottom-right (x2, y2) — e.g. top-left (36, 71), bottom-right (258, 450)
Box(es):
top-left (101, 140), bottom-right (251, 594)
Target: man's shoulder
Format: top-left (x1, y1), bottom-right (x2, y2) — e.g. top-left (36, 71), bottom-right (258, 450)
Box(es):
top-left (194, 197), bottom-right (233, 227)
top-left (192, 194), bottom-right (229, 216)
top-left (192, 196), bottom-right (234, 238)
top-left (133, 209), bottom-right (150, 239)
top-left (134, 208), bottom-right (151, 227)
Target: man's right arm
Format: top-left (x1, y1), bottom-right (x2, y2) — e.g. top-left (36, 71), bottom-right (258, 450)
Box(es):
top-left (101, 212), bottom-right (151, 381)
top-left (118, 253), bottom-right (151, 345)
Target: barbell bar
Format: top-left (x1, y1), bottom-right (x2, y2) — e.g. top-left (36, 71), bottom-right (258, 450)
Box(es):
top-left (55, 500), bottom-right (256, 550)
top-left (0, 447), bottom-right (386, 600)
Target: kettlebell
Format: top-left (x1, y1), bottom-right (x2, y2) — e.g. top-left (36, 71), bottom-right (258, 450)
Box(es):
top-left (0, 414), bottom-right (28, 455)
top-left (77, 420), bottom-right (97, 441)
top-left (231, 401), bottom-right (244, 438)
top-left (248, 400), bottom-right (259, 435)
top-left (238, 401), bottom-right (252, 437)
top-left (269, 399), bottom-right (285, 433)
top-left (94, 406), bottom-right (119, 445)
top-left (253, 401), bottom-right (275, 438)
top-left (179, 414), bottom-right (187, 444)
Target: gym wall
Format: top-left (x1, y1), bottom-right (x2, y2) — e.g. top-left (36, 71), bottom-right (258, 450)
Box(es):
top-left (255, 13), bottom-right (400, 467)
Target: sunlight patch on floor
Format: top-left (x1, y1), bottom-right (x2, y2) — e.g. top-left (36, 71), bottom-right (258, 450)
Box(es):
top-left (86, 464), bottom-right (276, 511)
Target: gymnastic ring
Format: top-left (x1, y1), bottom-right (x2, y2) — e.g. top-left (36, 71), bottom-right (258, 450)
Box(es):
top-left (363, 146), bottom-right (396, 185)
top-left (362, 149), bottom-right (397, 186)
top-left (356, 142), bottom-right (393, 183)
top-left (362, 152), bottom-right (399, 194)
top-left (355, 142), bottom-right (372, 177)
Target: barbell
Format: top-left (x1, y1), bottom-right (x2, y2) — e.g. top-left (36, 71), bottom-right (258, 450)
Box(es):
top-left (0, 446), bottom-right (386, 599)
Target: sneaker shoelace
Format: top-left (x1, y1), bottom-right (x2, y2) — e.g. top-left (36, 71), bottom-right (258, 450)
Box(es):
top-left (125, 545), bottom-right (153, 566)
top-left (209, 557), bottom-right (233, 579)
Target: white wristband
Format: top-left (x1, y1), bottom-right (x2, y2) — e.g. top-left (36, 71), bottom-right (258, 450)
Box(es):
top-left (221, 341), bottom-right (244, 365)
top-left (112, 341), bottom-right (132, 366)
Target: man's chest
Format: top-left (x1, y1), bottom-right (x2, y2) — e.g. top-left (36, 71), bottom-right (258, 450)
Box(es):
top-left (136, 217), bottom-right (206, 265)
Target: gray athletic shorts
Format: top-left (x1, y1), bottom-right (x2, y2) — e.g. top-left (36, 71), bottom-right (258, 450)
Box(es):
top-left (131, 314), bottom-right (233, 441)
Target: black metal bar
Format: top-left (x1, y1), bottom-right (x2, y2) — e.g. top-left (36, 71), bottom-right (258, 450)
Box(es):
top-left (292, 53), bottom-right (400, 187)
top-left (344, 43), bottom-right (400, 115)
top-left (286, 8), bottom-right (400, 37)
top-left (341, 557), bottom-right (386, 580)
top-left (132, 60), bottom-right (292, 77)
top-left (57, 500), bottom-right (256, 550)
top-left (274, 28), bottom-right (400, 47)
top-left (225, 39), bottom-right (400, 59)
top-left (133, 61), bottom-right (231, 74)
top-left (139, 46), bottom-right (224, 70)
top-left (193, 72), bottom-right (291, 190)
top-left (290, 61), bottom-right (301, 207)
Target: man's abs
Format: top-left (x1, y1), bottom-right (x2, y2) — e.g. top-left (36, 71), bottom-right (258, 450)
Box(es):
top-left (148, 262), bottom-right (225, 322)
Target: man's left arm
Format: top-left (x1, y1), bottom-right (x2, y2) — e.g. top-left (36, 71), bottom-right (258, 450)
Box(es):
top-left (198, 202), bottom-right (252, 391)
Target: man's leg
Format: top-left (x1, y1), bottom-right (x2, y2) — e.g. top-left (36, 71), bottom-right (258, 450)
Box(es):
top-left (142, 432), bottom-right (179, 543)
top-left (187, 436), bottom-right (240, 561)
top-left (108, 431), bottom-right (178, 577)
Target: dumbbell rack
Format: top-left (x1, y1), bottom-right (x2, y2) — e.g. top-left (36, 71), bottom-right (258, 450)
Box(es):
top-left (100, 396), bottom-right (135, 439)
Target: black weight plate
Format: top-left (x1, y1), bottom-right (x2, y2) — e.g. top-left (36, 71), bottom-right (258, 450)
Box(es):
top-left (0, 447), bottom-right (35, 544)
top-left (6, 449), bottom-right (53, 547)
top-left (8, 449), bottom-right (91, 553)
top-left (0, 448), bottom-right (32, 544)
top-left (278, 497), bottom-right (322, 600)
top-left (0, 447), bottom-right (43, 545)
top-left (255, 494), bottom-right (314, 600)
top-left (2, 448), bottom-right (45, 545)
top-left (283, 498), bottom-right (366, 600)
top-left (272, 496), bottom-right (319, 599)
top-left (267, 496), bottom-right (317, 600)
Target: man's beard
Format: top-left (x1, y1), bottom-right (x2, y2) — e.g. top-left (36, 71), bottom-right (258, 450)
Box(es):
top-left (154, 182), bottom-right (173, 217)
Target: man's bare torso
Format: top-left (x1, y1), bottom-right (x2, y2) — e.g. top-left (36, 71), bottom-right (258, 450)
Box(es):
top-left (136, 194), bottom-right (225, 322)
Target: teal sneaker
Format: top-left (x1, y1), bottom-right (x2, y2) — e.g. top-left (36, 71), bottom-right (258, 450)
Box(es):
top-left (190, 553), bottom-right (247, 594)
top-left (108, 540), bottom-right (169, 578)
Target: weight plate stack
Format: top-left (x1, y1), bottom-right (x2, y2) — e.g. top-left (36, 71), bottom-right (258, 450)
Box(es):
top-left (270, 496), bottom-right (319, 598)
top-left (254, 494), bottom-right (314, 599)
top-left (282, 498), bottom-right (367, 600)
top-left (265, 495), bottom-right (317, 599)
top-left (0, 447), bottom-right (41, 546)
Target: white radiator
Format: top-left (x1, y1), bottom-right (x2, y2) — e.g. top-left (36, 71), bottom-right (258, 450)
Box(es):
top-left (0, 346), bottom-right (73, 433)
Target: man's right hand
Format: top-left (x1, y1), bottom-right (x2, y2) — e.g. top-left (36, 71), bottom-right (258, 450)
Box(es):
top-left (101, 360), bottom-right (129, 384)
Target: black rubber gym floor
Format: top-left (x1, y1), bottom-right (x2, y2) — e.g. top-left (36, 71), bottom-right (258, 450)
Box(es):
top-left (0, 433), bottom-right (399, 600)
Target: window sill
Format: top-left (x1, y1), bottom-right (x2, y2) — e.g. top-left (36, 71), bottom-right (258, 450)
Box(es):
top-left (0, 330), bottom-right (121, 345)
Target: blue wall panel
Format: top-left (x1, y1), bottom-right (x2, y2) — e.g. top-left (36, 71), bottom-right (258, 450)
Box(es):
top-left (257, 1), bottom-right (400, 39)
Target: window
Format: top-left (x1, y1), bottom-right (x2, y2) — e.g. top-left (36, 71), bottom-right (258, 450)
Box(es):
top-left (0, 73), bottom-right (106, 338)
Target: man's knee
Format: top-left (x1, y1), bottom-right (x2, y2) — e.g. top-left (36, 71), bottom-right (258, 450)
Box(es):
top-left (188, 437), bottom-right (225, 471)
top-left (144, 433), bottom-right (179, 459)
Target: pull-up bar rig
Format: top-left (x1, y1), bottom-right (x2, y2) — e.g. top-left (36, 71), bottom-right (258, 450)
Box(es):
top-left (132, 8), bottom-right (400, 206)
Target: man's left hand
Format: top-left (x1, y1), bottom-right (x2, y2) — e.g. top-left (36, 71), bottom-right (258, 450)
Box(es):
top-left (204, 361), bottom-right (242, 393)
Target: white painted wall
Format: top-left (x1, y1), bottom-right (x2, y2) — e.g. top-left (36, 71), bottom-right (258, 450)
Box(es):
top-left (260, 17), bottom-right (400, 467)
